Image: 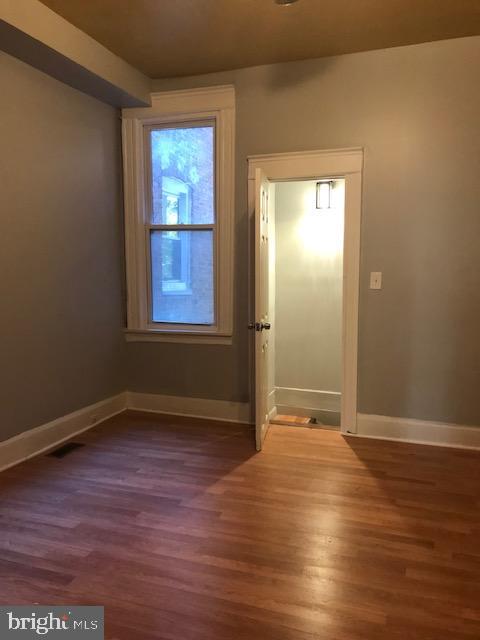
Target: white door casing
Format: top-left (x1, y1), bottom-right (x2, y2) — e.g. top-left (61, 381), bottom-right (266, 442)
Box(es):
top-left (248, 148), bottom-right (363, 447)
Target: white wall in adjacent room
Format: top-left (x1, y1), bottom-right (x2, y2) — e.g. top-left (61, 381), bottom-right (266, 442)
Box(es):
top-left (275, 179), bottom-right (345, 395)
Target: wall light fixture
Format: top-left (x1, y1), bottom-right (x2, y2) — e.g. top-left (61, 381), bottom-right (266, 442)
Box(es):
top-left (316, 180), bottom-right (334, 210)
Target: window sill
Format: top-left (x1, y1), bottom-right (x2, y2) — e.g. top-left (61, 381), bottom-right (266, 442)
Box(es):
top-left (124, 329), bottom-right (233, 345)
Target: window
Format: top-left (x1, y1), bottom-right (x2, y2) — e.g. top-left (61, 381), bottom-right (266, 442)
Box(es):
top-left (148, 125), bottom-right (214, 322)
top-left (122, 86), bottom-right (235, 343)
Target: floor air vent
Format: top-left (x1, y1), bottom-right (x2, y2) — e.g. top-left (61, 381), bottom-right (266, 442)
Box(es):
top-left (47, 442), bottom-right (85, 458)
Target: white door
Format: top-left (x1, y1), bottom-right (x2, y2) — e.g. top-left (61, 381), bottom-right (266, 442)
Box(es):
top-left (253, 168), bottom-right (272, 450)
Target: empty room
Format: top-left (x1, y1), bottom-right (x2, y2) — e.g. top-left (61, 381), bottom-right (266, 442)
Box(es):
top-left (1, 1), bottom-right (479, 638)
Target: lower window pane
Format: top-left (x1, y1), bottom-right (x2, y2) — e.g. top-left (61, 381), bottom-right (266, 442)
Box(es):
top-left (150, 230), bottom-right (214, 325)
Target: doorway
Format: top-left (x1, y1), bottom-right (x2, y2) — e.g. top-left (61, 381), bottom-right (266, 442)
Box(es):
top-left (248, 149), bottom-right (363, 451)
top-left (270, 178), bottom-right (345, 429)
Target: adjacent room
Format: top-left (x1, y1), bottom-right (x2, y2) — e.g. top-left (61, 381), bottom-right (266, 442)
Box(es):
top-left (270, 178), bottom-right (345, 428)
top-left (1, 1), bottom-right (480, 638)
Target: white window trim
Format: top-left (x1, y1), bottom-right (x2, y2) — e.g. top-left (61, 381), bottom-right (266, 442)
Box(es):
top-left (122, 86), bottom-right (235, 344)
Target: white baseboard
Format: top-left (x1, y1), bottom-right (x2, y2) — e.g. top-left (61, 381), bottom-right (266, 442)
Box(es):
top-left (275, 386), bottom-right (341, 413)
top-left (356, 413), bottom-right (480, 450)
top-left (0, 393), bottom-right (128, 473)
top-left (268, 406), bottom-right (278, 422)
top-left (6, 392), bottom-right (477, 478)
top-left (268, 388), bottom-right (276, 412)
top-left (127, 391), bottom-right (252, 424)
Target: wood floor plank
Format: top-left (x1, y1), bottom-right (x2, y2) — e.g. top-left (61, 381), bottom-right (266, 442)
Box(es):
top-left (0, 413), bottom-right (479, 639)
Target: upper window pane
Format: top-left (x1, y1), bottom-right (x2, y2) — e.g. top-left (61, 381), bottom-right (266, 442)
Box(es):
top-left (150, 125), bottom-right (215, 225)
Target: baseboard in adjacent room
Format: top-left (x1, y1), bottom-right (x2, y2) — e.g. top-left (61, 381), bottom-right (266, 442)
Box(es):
top-left (275, 386), bottom-right (341, 413)
top-left (127, 391), bottom-right (252, 424)
top-left (273, 386), bottom-right (341, 426)
top-left (355, 413), bottom-right (480, 450)
top-left (0, 393), bottom-right (128, 473)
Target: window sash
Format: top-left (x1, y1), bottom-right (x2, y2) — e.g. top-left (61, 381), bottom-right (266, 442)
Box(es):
top-left (144, 120), bottom-right (218, 327)
top-left (144, 119), bottom-right (216, 227)
top-left (145, 227), bottom-right (218, 327)
top-left (148, 224), bottom-right (214, 231)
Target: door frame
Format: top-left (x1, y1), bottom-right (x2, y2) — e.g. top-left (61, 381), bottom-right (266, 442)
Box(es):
top-left (247, 148), bottom-right (363, 435)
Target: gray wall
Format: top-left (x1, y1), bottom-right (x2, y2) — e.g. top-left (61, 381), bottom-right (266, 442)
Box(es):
top-left (275, 180), bottom-right (344, 394)
top-left (0, 51), bottom-right (126, 441)
top-left (133, 35), bottom-right (480, 426)
top-left (3, 35), bottom-right (478, 433)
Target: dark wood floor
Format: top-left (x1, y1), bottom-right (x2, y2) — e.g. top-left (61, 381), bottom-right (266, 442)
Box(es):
top-left (1, 412), bottom-right (479, 639)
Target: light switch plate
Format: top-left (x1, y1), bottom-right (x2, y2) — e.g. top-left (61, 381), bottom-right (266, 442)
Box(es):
top-left (370, 272), bottom-right (382, 290)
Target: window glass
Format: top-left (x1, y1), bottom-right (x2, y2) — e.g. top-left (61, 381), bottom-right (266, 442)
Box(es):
top-left (150, 230), bottom-right (214, 325)
top-left (150, 125), bottom-right (215, 225)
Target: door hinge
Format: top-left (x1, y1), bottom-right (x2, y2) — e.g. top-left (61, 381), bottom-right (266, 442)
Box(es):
top-left (248, 322), bottom-right (271, 332)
